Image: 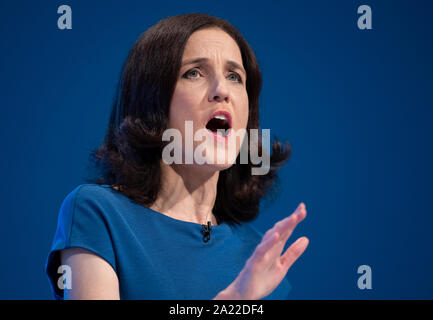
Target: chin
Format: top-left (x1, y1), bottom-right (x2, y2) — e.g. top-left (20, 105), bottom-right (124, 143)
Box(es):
top-left (198, 162), bottom-right (235, 173)
top-left (192, 152), bottom-right (237, 171)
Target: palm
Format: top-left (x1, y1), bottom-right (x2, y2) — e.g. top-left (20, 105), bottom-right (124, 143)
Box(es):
top-left (229, 203), bottom-right (309, 300)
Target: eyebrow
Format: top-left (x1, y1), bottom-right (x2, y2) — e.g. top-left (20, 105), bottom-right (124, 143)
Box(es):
top-left (181, 57), bottom-right (246, 76)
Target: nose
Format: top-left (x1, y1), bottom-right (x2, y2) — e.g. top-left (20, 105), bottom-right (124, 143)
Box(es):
top-left (208, 75), bottom-right (230, 103)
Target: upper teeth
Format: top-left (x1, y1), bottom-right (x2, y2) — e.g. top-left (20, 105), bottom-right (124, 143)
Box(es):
top-left (214, 114), bottom-right (227, 121)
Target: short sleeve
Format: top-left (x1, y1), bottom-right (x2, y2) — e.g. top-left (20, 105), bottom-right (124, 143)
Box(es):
top-left (45, 185), bottom-right (117, 299)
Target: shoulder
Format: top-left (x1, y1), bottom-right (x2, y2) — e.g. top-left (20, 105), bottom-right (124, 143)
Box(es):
top-left (61, 184), bottom-right (121, 211)
top-left (64, 183), bottom-right (116, 202)
top-left (57, 183), bottom-right (125, 226)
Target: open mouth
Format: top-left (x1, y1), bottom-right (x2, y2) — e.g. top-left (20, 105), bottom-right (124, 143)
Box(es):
top-left (205, 111), bottom-right (232, 138)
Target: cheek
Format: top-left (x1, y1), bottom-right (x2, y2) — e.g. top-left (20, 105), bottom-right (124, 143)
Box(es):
top-left (169, 89), bottom-right (197, 129)
top-left (235, 93), bottom-right (249, 129)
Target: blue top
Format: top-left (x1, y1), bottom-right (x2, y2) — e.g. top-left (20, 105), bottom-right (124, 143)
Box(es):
top-left (45, 184), bottom-right (292, 299)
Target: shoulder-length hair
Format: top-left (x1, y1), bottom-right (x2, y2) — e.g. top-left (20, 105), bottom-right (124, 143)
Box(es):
top-left (87, 13), bottom-right (291, 225)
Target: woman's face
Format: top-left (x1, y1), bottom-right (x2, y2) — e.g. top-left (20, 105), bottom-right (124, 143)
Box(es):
top-left (168, 27), bottom-right (249, 171)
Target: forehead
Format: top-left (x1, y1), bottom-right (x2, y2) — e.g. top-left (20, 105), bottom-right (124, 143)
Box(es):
top-left (182, 28), bottom-right (243, 63)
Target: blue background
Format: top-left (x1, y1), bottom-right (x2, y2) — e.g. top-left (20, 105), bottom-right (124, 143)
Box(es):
top-left (1, 0), bottom-right (432, 299)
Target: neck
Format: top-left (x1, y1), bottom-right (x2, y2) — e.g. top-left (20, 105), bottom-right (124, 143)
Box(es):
top-left (150, 161), bottom-right (220, 226)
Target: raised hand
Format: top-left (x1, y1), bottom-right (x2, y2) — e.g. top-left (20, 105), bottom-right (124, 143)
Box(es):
top-left (214, 202), bottom-right (308, 300)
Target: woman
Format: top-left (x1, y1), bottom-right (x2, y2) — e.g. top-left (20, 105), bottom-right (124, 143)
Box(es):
top-left (45, 13), bottom-right (308, 300)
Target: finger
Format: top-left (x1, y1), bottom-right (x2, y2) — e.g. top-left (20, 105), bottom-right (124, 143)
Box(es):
top-left (273, 202), bottom-right (307, 243)
top-left (254, 231), bottom-right (280, 258)
top-left (262, 203), bottom-right (305, 242)
top-left (280, 236), bottom-right (309, 271)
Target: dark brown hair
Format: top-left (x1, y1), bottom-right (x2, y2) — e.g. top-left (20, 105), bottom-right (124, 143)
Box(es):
top-left (86, 13), bottom-right (291, 225)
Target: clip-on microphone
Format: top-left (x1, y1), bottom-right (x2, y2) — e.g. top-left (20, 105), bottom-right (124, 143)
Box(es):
top-left (201, 221), bottom-right (212, 243)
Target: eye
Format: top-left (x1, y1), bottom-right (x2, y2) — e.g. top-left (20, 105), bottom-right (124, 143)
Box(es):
top-left (228, 72), bottom-right (243, 84)
top-left (182, 68), bottom-right (201, 80)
